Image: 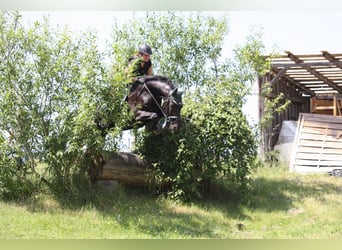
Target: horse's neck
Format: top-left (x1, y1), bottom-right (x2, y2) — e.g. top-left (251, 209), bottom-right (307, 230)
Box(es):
top-left (145, 80), bottom-right (172, 97)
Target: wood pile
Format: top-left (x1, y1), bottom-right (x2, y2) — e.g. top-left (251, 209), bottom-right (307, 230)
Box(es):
top-left (290, 113), bottom-right (342, 173)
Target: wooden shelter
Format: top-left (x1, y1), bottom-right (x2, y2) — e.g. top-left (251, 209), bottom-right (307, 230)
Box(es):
top-left (259, 51), bottom-right (342, 164)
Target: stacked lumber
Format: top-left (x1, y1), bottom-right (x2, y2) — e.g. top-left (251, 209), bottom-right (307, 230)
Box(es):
top-left (290, 113), bottom-right (342, 173)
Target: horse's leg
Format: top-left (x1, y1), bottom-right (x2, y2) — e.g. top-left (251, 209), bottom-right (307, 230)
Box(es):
top-left (133, 110), bottom-right (160, 132)
top-left (134, 110), bottom-right (159, 121)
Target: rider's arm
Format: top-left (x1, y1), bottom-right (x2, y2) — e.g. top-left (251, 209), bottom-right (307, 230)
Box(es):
top-left (147, 64), bottom-right (153, 75)
top-left (127, 57), bottom-right (143, 82)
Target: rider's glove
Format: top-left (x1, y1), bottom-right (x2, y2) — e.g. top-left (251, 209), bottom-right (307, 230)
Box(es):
top-left (137, 77), bottom-right (145, 84)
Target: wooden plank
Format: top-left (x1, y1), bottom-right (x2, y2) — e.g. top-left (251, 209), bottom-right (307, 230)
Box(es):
top-left (311, 106), bottom-right (335, 110)
top-left (304, 119), bottom-right (342, 126)
top-left (297, 146), bottom-right (342, 154)
top-left (301, 127), bottom-right (341, 136)
top-left (314, 90), bottom-right (339, 94)
top-left (298, 139), bottom-right (342, 148)
top-left (304, 113), bottom-right (342, 121)
top-left (296, 152), bottom-right (342, 161)
top-left (293, 166), bottom-right (340, 173)
top-left (272, 62), bottom-right (342, 68)
top-left (316, 68), bottom-right (342, 72)
top-left (290, 113), bottom-right (305, 172)
top-left (293, 77), bottom-right (318, 80)
top-left (300, 132), bottom-right (338, 139)
top-left (299, 133), bottom-right (341, 142)
top-left (302, 120), bottom-right (342, 130)
top-left (294, 159), bottom-right (342, 166)
top-left (287, 69), bottom-right (308, 73)
top-left (290, 113), bottom-right (342, 173)
top-left (322, 74), bottom-right (342, 78)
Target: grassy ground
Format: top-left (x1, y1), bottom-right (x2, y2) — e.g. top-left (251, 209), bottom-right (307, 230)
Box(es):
top-left (2, 165), bottom-right (342, 239)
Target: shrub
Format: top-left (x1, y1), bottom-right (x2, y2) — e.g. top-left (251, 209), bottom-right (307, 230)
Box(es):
top-left (136, 82), bottom-right (257, 201)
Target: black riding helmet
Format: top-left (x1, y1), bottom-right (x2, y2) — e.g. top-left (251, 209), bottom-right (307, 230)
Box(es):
top-left (138, 44), bottom-right (153, 55)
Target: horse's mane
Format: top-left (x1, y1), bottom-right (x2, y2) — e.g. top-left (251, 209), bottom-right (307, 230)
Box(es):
top-left (143, 75), bottom-right (174, 88)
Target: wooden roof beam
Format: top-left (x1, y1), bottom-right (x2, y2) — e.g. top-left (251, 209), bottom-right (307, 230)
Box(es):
top-left (322, 50), bottom-right (336, 61)
top-left (271, 61), bottom-right (342, 68)
top-left (321, 50), bottom-right (342, 69)
top-left (269, 68), bottom-right (287, 86)
top-left (271, 68), bottom-right (315, 96)
top-left (285, 51), bottom-right (342, 93)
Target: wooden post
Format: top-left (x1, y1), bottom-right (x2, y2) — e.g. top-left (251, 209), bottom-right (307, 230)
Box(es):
top-left (310, 97), bottom-right (315, 113)
top-left (334, 95), bottom-right (337, 116)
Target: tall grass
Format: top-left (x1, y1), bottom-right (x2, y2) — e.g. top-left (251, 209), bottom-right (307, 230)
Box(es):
top-left (2, 164), bottom-right (342, 238)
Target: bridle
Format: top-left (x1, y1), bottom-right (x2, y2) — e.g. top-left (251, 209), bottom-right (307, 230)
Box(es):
top-left (142, 83), bottom-right (181, 124)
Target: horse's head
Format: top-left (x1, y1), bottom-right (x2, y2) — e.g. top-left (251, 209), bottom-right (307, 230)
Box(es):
top-left (161, 87), bottom-right (183, 133)
top-left (126, 75), bottom-right (183, 133)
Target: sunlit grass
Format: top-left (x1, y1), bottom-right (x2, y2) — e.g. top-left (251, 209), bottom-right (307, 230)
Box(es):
top-left (2, 164), bottom-right (342, 238)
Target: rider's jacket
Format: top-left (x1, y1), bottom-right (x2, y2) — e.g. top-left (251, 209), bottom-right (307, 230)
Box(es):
top-left (127, 56), bottom-right (153, 81)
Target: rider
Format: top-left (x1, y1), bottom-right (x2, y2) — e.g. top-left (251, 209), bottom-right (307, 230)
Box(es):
top-left (126, 44), bottom-right (154, 91)
top-left (125, 45), bottom-right (171, 131)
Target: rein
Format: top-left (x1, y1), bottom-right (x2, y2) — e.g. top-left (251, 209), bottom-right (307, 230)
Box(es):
top-left (142, 83), bottom-right (168, 119)
top-left (142, 83), bottom-right (180, 122)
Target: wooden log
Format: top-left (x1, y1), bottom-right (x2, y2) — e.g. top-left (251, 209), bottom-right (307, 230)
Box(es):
top-left (97, 151), bottom-right (153, 186)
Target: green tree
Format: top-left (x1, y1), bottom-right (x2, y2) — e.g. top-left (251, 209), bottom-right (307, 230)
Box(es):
top-left (110, 12), bottom-right (228, 90)
top-left (0, 11), bottom-right (117, 197)
top-left (107, 12), bottom-right (263, 200)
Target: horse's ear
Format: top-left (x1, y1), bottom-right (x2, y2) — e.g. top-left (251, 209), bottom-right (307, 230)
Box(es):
top-left (174, 88), bottom-right (183, 98)
top-left (171, 87), bottom-right (178, 96)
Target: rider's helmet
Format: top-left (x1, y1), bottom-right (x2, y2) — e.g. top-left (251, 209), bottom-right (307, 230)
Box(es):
top-left (138, 44), bottom-right (153, 55)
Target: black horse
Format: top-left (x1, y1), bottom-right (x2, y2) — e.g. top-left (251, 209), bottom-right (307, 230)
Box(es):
top-left (96, 75), bottom-right (183, 135)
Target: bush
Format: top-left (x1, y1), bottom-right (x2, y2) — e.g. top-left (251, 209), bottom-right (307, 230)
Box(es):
top-left (0, 134), bottom-right (39, 199)
top-left (0, 12), bottom-right (125, 196)
top-left (136, 82), bottom-right (257, 201)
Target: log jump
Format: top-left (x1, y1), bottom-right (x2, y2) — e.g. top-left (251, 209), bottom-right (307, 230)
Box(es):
top-left (97, 151), bottom-right (153, 186)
